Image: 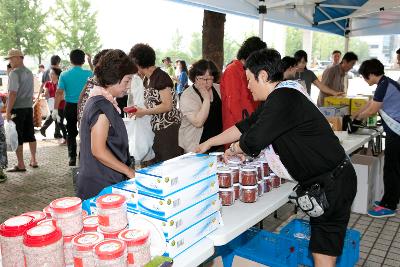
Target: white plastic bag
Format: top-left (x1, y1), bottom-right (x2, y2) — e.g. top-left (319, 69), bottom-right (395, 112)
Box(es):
top-left (4, 120), bottom-right (18, 152)
top-left (125, 75), bottom-right (155, 162)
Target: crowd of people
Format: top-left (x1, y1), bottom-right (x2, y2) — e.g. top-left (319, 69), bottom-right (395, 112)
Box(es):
top-left (2, 36), bottom-right (400, 267)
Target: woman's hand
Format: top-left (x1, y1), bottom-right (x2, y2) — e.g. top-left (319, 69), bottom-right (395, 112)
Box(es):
top-left (133, 107), bottom-right (148, 118)
top-left (333, 91), bottom-right (345, 96)
top-left (195, 140), bottom-right (212, 154)
top-left (125, 168), bottom-right (135, 179)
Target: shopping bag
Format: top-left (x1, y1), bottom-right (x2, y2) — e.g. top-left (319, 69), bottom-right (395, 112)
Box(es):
top-left (33, 100), bottom-right (42, 127)
top-left (4, 120), bottom-right (18, 151)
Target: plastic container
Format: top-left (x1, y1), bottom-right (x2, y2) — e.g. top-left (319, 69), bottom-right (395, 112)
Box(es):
top-left (94, 239), bottom-right (128, 267)
top-left (217, 166), bottom-right (234, 188)
top-left (263, 177), bottom-right (271, 193)
top-left (37, 219), bottom-right (56, 227)
top-left (270, 173), bottom-right (281, 188)
top-left (257, 181), bottom-right (264, 197)
top-left (219, 187), bottom-right (235, 206)
top-left (233, 183), bottom-right (240, 200)
top-left (228, 164), bottom-right (240, 184)
top-left (50, 197), bottom-right (83, 236)
top-left (209, 152), bottom-right (224, 164)
top-left (239, 166), bottom-right (257, 186)
top-left (72, 232), bottom-right (104, 267)
top-left (0, 215), bottom-right (35, 267)
top-left (98, 226), bottom-right (127, 239)
top-left (118, 228), bottom-right (151, 266)
top-left (251, 162), bottom-right (263, 182)
top-left (22, 211), bottom-right (47, 225)
top-left (279, 219), bottom-right (360, 267)
top-left (240, 185), bottom-right (258, 203)
top-left (96, 194), bottom-right (128, 232)
top-left (83, 215), bottom-right (99, 232)
top-left (43, 205), bottom-right (52, 218)
top-left (64, 233), bottom-right (82, 265)
top-left (23, 224), bottom-right (64, 267)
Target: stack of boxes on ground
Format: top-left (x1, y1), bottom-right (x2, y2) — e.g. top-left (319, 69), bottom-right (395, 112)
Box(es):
top-left (84, 152), bottom-right (223, 259)
top-left (320, 96), bottom-right (376, 130)
top-left (212, 152), bottom-right (288, 207)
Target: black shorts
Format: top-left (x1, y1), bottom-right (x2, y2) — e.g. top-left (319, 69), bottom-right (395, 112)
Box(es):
top-left (12, 108), bottom-right (36, 145)
top-left (308, 162), bottom-right (357, 257)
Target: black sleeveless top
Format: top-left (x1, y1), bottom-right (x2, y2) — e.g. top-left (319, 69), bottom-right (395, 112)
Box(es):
top-left (77, 96), bottom-right (130, 200)
top-left (193, 86), bottom-right (223, 152)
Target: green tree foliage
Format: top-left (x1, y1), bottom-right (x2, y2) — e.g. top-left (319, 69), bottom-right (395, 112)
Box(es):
top-left (0, 0), bottom-right (49, 62)
top-left (285, 27), bottom-right (303, 56)
top-left (349, 38), bottom-right (370, 62)
top-left (189, 32), bottom-right (202, 61)
top-left (52, 0), bottom-right (101, 55)
top-left (224, 34), bottom-right (240, 66)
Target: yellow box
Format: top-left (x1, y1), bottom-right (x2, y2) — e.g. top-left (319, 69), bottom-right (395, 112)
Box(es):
top-left (324, 96), bottom-right (351, 107)
top-left (350, 97), bottom-right (369, 116)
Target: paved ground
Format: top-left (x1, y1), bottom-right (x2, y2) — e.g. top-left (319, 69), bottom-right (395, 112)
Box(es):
top-left (1, 126), bottom-right (400, 266)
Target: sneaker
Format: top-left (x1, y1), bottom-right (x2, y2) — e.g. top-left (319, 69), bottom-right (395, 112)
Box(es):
top-left (373, 201), bottom-right (398, 211)
top-left (368, 205), bottom-right (396, 218)
top-left (69, 157), bottom-right (76, 166)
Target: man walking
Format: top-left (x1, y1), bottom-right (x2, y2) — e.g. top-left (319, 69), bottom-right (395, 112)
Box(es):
top-left (53, 49), bottom-right (92, 166)
top-left (5, 49), bottom-right (38, 172)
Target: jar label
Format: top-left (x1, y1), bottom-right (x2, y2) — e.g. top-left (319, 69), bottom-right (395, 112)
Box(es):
top-left (128, 252), bottom-right (135, 264)
top-left (77, 234), bottom-right (100, 244)
top-left (83, 216), bottom-right (98, 225)
top-left (74, 257), bottom-right (83, 267)
top-left (28, 225), bottom-right (54, 236)
top-left (99, 242), bottom-right (121, 252)
top-left (101, 195), bottom-right (122, 203)
top-left (4, 215), bottom-right (32, 227)
top-left (124, 229), bottom-right (146, 239)
top-left (98, 215), bottom-right (110, 226)
top-left (55, 198), bottom-right (80, 208)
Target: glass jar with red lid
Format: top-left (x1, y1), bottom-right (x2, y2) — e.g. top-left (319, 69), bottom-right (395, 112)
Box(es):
top-left (72, 232), bottom-right (104, 267)
top-left (118, 228), bottom-right (151, 266)
top-left (96, 194), bottom-right (128, 233)
top-left (94, 239), bottom-right (128, 267)
top-left (50, 197), bottom-right (83, 236)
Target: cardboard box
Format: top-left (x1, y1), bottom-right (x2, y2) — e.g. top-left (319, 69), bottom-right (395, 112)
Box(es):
top-left (326, 116), bottom-right (343, 131)
top-left (319, 106), bottom-right (349, 117)
top-left (164, 211), bottom-right (222, 258)
top-left (351, 154), bottom-right (380, 214)
top-left (129, 193), bottom-right (221, 240)
top-left (111, 180), bottom-right (138, 210)
top-left (135, 153), bottom-right (217, 197)
top-left (324, 96), bottom-right (351, 107)
top-left (137, 175), bottom-right (218, 219)
top-left (350, 97), bottom-right (369, 115)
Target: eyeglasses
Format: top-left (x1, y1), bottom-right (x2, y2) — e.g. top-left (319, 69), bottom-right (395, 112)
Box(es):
top-left (196, 77), bottom-right (214, 82)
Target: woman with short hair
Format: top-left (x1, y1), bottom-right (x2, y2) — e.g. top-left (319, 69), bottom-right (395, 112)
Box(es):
top-left (179, 59), bottom-right (223, 153)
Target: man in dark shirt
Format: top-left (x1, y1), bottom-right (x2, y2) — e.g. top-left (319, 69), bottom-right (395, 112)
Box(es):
top-left (355, 59), bottom-right (400, 218)
top-left (197, 49), bottom-right (357, 267)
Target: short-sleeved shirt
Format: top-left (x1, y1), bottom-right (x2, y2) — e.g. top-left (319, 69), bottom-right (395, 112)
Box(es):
top-left (58, 66), bottom-right (92, 103)
top-left (176, 71), bottom-right (188, 94)
top-left (318, 64), bottom-right (346, 106)
top-left (41, 68), bottom-right (51, 84)
top-left (373, 76), bottom-right (400, 136)
top-left (7, 66), bottom-right (34, 109)
top-left (236, 87), bottom-right (345, 183)
top-left (77, 95), bottom-right (130, 200)
top-left (295, 69), bottom-right (318, 95)
top-left (44, 81), bottom-right (65, 109)
top-left (144, 67), bottom-right (181, 131)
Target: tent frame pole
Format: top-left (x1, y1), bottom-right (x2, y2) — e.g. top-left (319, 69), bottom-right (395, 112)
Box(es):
top-left (258, 0), bottom-right (266, 39)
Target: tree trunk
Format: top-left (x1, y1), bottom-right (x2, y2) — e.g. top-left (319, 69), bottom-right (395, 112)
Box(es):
top-left (202, 10), bottom-right (225, 75)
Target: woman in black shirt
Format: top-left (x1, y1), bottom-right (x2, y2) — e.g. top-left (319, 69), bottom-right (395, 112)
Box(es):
top-left (197, 49), bottom-right (357, 267)
top-left (77, 50), bottom-right (136, 200)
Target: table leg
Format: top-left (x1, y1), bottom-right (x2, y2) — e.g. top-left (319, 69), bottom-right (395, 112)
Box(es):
top-left (274, 210), bottom-right (278, 218)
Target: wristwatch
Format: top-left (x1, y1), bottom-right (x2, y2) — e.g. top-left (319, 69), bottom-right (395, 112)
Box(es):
top-left (229, 142), bottom-right (236, 153)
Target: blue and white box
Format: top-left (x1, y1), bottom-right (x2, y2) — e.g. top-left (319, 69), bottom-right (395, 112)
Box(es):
top-left (164, 211), bottom-right (222, 258)
top-left (137, 175), bottom-right (218, 219)
top-left (135, 153), bottom-right (217, 197)
top-left (111, 180), bottom-right (138, 210)
top-left (129, 193), bottom-right (220, 240)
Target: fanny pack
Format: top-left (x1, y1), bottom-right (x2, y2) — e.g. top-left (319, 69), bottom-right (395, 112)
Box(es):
top-left (289, 157), bottom-right (349, 217)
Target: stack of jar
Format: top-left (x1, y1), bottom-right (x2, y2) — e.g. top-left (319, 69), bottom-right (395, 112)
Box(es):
top-left (239, 165), bottom-right (259, 203)
top-left (217, 166), bottom-right (235, 206)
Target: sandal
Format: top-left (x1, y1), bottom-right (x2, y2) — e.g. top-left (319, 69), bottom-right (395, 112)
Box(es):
top-left (29, 163), bottom-right (39, 168)
top-left (7, 166), bottom-right (27, 172)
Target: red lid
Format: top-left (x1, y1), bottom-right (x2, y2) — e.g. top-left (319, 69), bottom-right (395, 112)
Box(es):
top-left (97, 226), bottom-right (125, 239)
top-left (118, 228), bottom-right (150, 246)
top-left (21, 211), bottom-right (47, 225)
top-left (43, 206), bottom-right (52, 218)
top-left (64, 231), bottom-right (83, 243)
top-left (94, 239), bottom-right (126, 260)
top-left (83, 216), bottom-right (98, 232)
top-left (96, 194), bottom-right (126, 209)
top-left (0, 215), bottom-right (36, 237)
top-left (72, 232), bottom-right (104, 252)
top-left (37, 219), bottom-right (56, 227)
top-left (50, 197), bottom-right (82, 214)
top-left (23, 225), bottom-right (62, 247)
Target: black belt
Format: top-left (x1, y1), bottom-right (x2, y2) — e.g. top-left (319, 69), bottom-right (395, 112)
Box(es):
top-left (302, 157), bottom-right (350, 188)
